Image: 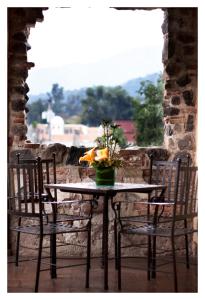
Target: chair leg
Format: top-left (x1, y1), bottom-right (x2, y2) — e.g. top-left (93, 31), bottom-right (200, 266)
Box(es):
top-left (50, 233), bottom-right (57, 278)
top-left (117, 232), bottom-right (121, 290)
top-left (185, 234), bottom-right (190, 269)
top-left (184, 220), bottom-right (190, 268)
top-left (152, 236), bottom-right (156, 278)
top-left (101, 233), bottom-right (104, 268)
top-left (35, 235), bottom-right (43, 293)
top-left (171, 237), bottom-right (178, 292)
top-left (85, 224), bottom-right (91, 288)
top-left (147, 236), bottom-right (152, 280)
top-left (114, 219), bottom-right (118, 270)
top-left (15, 217), bottom-right (21, 266)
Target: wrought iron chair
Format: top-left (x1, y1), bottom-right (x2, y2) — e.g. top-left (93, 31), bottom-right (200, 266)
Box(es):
top-left (8, 155), bottom-right (92, 292)
top-left (116, 158), bottom-right (198, 292)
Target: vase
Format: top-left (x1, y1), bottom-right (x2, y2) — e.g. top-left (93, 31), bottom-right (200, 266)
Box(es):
top-left (95, 166), bottom-right (115, 187)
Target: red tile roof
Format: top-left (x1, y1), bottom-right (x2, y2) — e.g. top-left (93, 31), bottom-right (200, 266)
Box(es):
top-left (115, 120), bottom-right (136, 142)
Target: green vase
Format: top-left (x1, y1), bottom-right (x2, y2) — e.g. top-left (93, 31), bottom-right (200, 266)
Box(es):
top-left (95, 166), bottom-right (115, 187)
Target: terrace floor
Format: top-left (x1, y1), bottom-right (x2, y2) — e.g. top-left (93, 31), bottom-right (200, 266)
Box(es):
top-left (8, 256), bottom-right (197, 293)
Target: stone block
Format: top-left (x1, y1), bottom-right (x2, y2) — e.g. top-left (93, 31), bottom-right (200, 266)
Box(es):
top-left (171, 95), bottom-right (180, 105)
top-left (165, 62), bottom-right (181, 76)
top-left (174, 123), bottom-right (182, 133)
top-left (178, 135), bottom-right (193, 150)
top-left (168, 38), bottom-right (175, 58)
top-left (176, 74), bottom-right (191, 87)
top-left (168, 138), bottom-right (175, 149)
top-left (164, 124), bottom-right (173, 136)
top-left (145, 148), bottom-right (169, 161)
top-left (10, 92), bottom-right (25, 102)
top-left (11, 85), bottom-right (25, 95)
top-left (173, 151), bottom-right (192, 164)
top-left (12, 41), bottom-right (31, 52)
top-left (24, 82), bottom-right (29, 93)
top-left (11, 111), bottom-right (25, 118)
top-left (9, 148), bottom-right (35, 162)
top-left (164, 80), bottom-right (176, 90)
top-left (185, 114), bottom-right (194, 132)
top-left (184, 45), bottom-right (195, 55)
top-left (178, 33), bottom-right (195, 43)
top-left (66, 146), bottom-right (87, 166)
top-left (24, 142), bottom-right (40, 149)
top-left (164, 106), bottom-right (180, 116)
top-left (183, 90), bottom-right (194, 106)
top-left (25, 106), bottom-right (29, 113)
top-left (11, 99), bottom-right (26, 111)
top-left (11, 124), bottom-right (27, 137)
top-left (162, 37), bottom-right (175, 63)
top-left (10, 67), bottom-right (28, 80)
top-left (13, 117), bottom-right (24, 124)
top-left (12, 31), bottom-right (27, 42)
top-left (41, 143), bottom-right (68, 163)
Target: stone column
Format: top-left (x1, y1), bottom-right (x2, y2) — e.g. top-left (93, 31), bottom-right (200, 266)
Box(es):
top-left (8, 8), bottom-right (46, 151)
top-left (162, 8), bottom-right (197, 164)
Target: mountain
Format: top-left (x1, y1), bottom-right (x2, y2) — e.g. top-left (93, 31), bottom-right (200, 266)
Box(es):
top-left (27, 46), bottom-right (162, 96)
top-left (121, 73), bottom-right (159, 97)
top-left (28, 72), bottom-right (160, 103)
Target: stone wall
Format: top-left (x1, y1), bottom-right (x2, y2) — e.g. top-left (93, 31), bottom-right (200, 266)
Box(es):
top-left (10, 145), bottom-right (173, 258)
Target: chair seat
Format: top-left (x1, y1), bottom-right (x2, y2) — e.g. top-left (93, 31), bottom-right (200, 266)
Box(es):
top-left (122, 224), bottom-right (197, 237)
top-left (120, 215), bottom-right (153, 223)
top-left (50, 214), bottom-right (91, 222)
top-left (120, 215), bottom-right (190, 224)
top-left (11, 222), bottom-right (89, 235)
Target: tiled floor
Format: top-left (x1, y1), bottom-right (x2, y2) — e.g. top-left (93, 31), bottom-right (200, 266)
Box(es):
top-left (8, 256), bottom-right (197, 293)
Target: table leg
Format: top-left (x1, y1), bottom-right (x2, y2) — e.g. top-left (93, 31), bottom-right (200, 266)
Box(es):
top-left (50, 234), bottom-right (57, 278)
top-left (50, 202), bottom-right (57, 278)
top-left (102, 194), bottom-right (109, 290)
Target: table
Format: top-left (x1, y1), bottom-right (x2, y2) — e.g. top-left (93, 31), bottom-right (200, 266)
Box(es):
top-left (44, 182), bottom-right (166, 290)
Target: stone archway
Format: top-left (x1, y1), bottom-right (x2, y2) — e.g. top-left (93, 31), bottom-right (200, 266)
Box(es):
top-left (8, 7), bottom-right (198, 164)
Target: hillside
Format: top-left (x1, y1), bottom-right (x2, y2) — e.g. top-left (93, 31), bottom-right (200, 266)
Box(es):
top-left (28, 72), bottom-right (160, 103)
top-left (121, 73), bottom-right (159, 97)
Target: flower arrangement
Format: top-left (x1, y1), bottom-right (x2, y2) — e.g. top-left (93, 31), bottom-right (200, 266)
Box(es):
top-left (79, 120), bottom-right (123, 169)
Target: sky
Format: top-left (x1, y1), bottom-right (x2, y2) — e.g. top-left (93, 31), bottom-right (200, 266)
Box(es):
top-left (27, 8), bottom-right (164, 94)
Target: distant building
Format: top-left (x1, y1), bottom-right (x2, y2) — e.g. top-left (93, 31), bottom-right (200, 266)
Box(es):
top-left (32, 123), bottom-right (100, 147)
top-left (51, 116), bottom-right (64, 135)
top-left (115, 120), bottom-right (137, 144)
top-left (27, 104), bottom-right (101, 146)
top-left (27, 104), bottom-right (136, 147)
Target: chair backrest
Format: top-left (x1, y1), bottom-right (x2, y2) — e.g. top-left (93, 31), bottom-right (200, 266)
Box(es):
top-left (149, 156), bottom-right (198, 223)
top-left (8, 158), bottom-right (43, 218)
top-left (178, 165), bottom-right (198, 219)
top-left (8, 153), bottom-right (57, 219)
top-left (16, 153), bottom-right (57, 196)
top-left (149, 158), bottom-right (181, 203)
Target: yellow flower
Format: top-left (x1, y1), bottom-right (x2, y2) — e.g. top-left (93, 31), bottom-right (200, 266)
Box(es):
top-left (95, 147), bottom-right (109, 161)
top-left (79, 147), bottom-right (96, 164)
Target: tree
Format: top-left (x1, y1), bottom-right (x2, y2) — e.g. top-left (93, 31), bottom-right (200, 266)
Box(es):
top-left (47, 83), bottom-right (64, 115)
top-left (27, 99), bottom-right (47, 124)
top-left (80, 86), bottom-right (134, 126)
top-left (133, 75), bottom-right (164, 146)
top-left (113, 126), bottom-right (128, 148)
